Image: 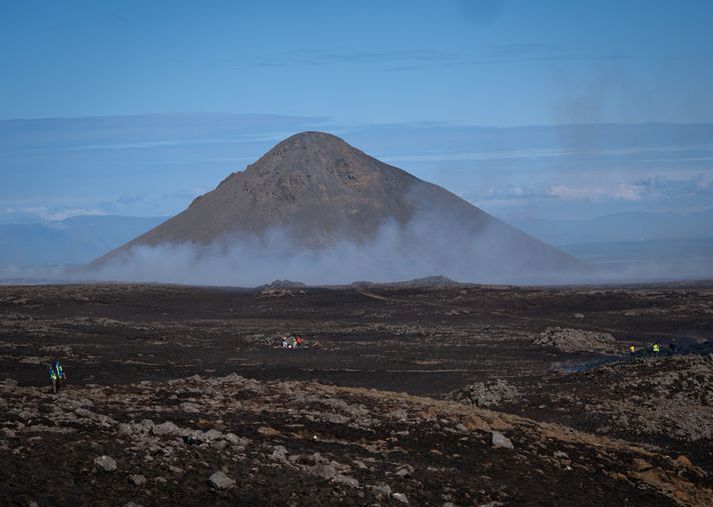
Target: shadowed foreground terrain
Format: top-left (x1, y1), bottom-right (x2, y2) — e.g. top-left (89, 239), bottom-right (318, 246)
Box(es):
top-left (1, 282), bottom-right (712, 505)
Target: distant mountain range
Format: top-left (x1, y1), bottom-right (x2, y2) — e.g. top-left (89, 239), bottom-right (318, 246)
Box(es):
top-left (0, 216), bottom-right (163, 267)
top-left (512, 209), bottom-right (713, 245)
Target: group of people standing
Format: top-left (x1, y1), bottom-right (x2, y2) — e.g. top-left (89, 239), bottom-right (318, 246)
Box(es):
top-left (281, 335), bottom-right (303, 349)
top-left (628, 339), bottom-right (678, 356)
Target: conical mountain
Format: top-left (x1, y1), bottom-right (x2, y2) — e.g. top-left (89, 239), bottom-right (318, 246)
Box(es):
top-left (92, 131), bottom-right (582, 281)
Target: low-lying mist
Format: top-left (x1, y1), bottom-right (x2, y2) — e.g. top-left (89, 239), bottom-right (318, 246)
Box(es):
top-left (2, 210), bottom-right (711, 287)
top-left (70, 211), bottom-right (713, 287)
top-left (86, 215), bottom-right (548, 286)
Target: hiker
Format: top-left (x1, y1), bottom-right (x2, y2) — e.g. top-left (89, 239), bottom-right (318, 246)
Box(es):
top-left (281, 337), bottom-right (289, 349)
top-left (48, 359), bottom-right (67, 394)
top-left (652, 342), bottom-right (660, 353)
top-left (629, 344), bottom-right (636, 355)
top-left (295, 336), bottom-right (303, 348)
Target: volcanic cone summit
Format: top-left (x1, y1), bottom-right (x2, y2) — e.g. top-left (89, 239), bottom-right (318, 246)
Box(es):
top-left (92, 131), bottom-right (582, 282)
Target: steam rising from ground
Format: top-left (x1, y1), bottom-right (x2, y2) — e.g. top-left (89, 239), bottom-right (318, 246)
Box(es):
top-left (86, 218), bottom-right (530, 286)
top-left (73, 212), bottom-right (713, 287)
top-left (70, 209), bottom-right (559, 286)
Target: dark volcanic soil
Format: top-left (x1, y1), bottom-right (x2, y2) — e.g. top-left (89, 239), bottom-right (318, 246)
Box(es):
top-left (1, 282), bottom-right (712, 505)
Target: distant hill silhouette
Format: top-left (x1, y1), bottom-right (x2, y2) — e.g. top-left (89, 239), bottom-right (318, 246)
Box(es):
top-left (0, 216), bottom-right (163, 267)
top-left (92, 132), bottom-right (581, 281)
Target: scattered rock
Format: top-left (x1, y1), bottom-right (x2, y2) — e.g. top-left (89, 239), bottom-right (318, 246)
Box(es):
top-left (352, 460), bottom-right (368, 470)
top-left (223, 432), bottom-right (239, 444)
top-left (184, 430), bottom-right (206, 444)
top-left (151, 421), bottom-right (180, 436)
top-left (395, 464), bottom-right (415, 477)
top-left (27, 424), bottom-right (75, 434)
top-left (212, 440), bottom-right (228, 451)
top-left (256, 426), bottom-right (281, 437)
top-left (271, 445), bottom-right (288, 460)
top-left (128, 474), bottom-right (146, 486)
top-left (203, 429), bottom-right (222, 441)
top-left (93, 455), bottom-right (117, 472)
top-left (17, 410), bottom-right (35, 421)
top-left (369, 483), bottom-right (392, 496)
top-left (393, 492), bottom-right (410, 504)
top-left (673, 455), bottom-right (693, 469)
top-left (209, 471), bottom-right (235, 490)
top-left (490, 431), bottom-right (514, 449)
top-left (313, 463), bottom-right (338, 480)
top-left (387, 409), bottom-right (408, 421)
top-left (631, 458), bottom-right (653, 472)
top-left (1, 379), bottom-right (18, 392)
top-left (332, 474), bottom-right (359, 488)
top-left (180, 402), bottom-right (201, 413)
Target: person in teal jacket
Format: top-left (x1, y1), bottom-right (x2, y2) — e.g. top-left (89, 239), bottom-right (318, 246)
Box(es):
top-left (48, 359), bottom-right (67, 393)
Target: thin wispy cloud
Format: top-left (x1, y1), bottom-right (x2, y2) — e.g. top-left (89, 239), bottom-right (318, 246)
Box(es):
top-left (464, 175), bottom-right (713, 207)
top-left (225, 46), bottom-right (631, 72)
top-left (383, 143), bottom-right (713, 163)
top-left (4, 207), bottom-right (107, 222)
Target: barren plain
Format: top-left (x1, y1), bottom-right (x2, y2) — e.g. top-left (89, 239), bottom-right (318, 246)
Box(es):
top-left (1, 282), bottom-right (712, 506)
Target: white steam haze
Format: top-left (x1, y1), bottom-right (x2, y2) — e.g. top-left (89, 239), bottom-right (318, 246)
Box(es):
top-left (3, 206), bottom-right (713, 287)
top-left (80, 208), bottom-right (564, 286)
top-left (75, 211), bottom-right (713, 287)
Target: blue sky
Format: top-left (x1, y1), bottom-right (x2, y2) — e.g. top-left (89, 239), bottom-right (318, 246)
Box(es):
top-left (3, 0), bottom-right (712, 124)
top-left (1, 1), bottom-right (712, 226)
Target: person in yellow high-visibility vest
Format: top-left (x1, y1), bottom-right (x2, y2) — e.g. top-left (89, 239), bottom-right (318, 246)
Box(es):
top-left (629, 345), bottom-right (636, 355)
top-left (652, 343), bottom-right (660, 353)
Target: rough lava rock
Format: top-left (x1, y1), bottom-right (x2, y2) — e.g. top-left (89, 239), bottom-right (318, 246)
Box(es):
top-left (93, 455), bottom-right (117, 472)
top-left (533, 327), bottom-right (618, 353)
top-left (490, 431), bottom-right (514, 449)
top-left (454, 379), bottom-right (520, 407)
top-left (208, 471), bottom-right (235, 490)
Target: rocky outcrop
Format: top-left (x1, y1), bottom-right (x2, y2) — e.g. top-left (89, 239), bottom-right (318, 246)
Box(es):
top-left (533, 327), bottom-right (618, 353)
top-left (579, 355), bottom-right (713, 442)
top-left (453, 379), bottom-right (520, 407)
